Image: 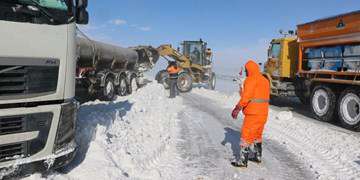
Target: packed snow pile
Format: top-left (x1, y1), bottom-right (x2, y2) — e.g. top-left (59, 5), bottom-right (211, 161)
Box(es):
top-left (26, 82), bottom-right (183, 180)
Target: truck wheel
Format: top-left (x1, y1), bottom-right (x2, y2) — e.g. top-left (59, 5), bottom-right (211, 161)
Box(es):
top-left (177, 72), bottom-right (193, 93)
top-left (155, 70), bottom-right (170, 89)
top-left (208, 72), bottom-right (216, 90)
top-left (101, 76), bottom-right (116, 101)
top-left (117, 75), bottom-right (128, 96)
top-left (337, 89), bottom-right (360, 131)
top-left (310, 85), bottom-right (336, 122)
top-left (127, 74), bottom-right (138, 95)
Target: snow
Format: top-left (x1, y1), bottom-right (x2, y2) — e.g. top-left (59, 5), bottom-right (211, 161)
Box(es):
top-left (21, 77), bottom-right (360, 180)
top-left (26, 83), bottom-right (184, 180)
top-left (192, 86), bottom-right (360, 180)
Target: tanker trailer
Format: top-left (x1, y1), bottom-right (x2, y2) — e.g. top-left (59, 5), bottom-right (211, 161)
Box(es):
top-left (76, 37), bottom-right (159, 102)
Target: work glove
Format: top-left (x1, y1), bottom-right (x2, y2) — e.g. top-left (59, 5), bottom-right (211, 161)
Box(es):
top-left (231, 105), bottom-right (242, 119)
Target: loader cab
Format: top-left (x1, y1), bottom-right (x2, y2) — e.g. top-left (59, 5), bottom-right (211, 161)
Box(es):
top-left (182, 40), bottom-right (210, 66)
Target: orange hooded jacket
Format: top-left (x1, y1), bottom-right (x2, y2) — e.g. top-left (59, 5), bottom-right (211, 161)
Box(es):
top-left (237, 60), bottom-right (270, 115)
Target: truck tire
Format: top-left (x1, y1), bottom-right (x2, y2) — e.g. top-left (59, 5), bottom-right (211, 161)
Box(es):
top-left (117, 75), bottom-right (128, 96)
top-left (127, 74), bottom-right (139, 95)
top-left (310, 85), bottom-right (336, 122)
top-left (177, 72), bottom-right (193, 93)
top-left (156, 70), bottom-right (170, 89)
top-left (337, 89), bottom-right (360, 131)
top-left (101, 76), bottom-right (116, 101)
top-left (208, 72), bottom-right (216, 90)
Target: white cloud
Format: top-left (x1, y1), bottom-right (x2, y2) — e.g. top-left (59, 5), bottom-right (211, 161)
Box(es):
top-left (110, 19), bottom-right (127, 26)
top-left (138, 26), bottom-right (151, 31)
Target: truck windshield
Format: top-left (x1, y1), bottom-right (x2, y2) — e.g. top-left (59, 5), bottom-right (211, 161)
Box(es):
top-left (270, 43), bottom-right (281, 59)
top-left (21, 0), bottom-right (68, 10)
top-left (0, 0), bottom-right (72, 25)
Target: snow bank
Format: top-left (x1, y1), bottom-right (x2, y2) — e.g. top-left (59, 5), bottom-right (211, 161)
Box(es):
top-left (26, 82), bottom-right (183, 180)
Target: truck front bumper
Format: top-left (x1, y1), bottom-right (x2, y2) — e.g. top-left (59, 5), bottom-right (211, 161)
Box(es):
top-left (0, 99), bottom-right (78, 177)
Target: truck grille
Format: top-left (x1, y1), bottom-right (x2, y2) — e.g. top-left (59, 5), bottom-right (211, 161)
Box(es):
top-left (0, 143), bottom-right (24, 162)
top-left (0, 66), bottom-right (59, 98)
top-left (0, 116), bottom-right (24, 135)
top-left (0, 113), bottom-right (53, 162)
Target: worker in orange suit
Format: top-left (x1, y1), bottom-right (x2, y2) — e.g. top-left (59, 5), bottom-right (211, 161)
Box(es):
top-left (231, 60), bottom-right (270, 168)
top-left (167, 61), bottom-right (181, 98)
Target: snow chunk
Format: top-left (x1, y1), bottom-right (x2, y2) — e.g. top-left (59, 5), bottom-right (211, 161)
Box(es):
top-left (276, 111), bottom-right (293, 121)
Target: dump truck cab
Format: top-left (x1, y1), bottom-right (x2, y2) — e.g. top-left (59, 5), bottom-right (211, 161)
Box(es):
top-left (264, 37), bottom-right (298, 96)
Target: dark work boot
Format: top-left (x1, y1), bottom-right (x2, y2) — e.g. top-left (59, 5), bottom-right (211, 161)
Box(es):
top-left (231, 147), bottom-right (249, 168)
top-left (250, 142), bottom-right (262, 163)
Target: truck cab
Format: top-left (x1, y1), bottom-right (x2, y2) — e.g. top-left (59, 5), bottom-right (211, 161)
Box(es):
top-left (0, 0), bottom-right (88, 176)
top-left (264, 37), bottom-right (298, 96)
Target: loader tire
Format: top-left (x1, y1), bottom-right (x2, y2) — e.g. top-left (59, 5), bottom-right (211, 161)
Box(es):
top-left (337, 89), bottom-right (360, 131)
top-left (310, 85), bottom-right (336, 122)
top-left (177, 72), bottom-right (193, 93)
top-left (208, 72), bottom-right (216, 90)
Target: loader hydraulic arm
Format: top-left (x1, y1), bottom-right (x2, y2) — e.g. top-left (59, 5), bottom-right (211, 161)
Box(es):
top-left (157, 44), bottom-right (191, 68)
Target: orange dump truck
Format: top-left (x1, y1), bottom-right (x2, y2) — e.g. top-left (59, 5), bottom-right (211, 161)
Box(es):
top-left (264, 11), bottom-right (360, 130)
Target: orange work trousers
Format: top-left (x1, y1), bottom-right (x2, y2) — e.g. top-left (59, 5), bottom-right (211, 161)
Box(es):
top-left (240, 115), bottom-right (268, 147)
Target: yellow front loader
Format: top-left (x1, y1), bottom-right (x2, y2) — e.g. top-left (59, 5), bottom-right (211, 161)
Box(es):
top-left (155, 40), bottom-right (216, 92)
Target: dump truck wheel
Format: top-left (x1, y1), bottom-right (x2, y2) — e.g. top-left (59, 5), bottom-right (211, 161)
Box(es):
top-left (156, 70), bottom-right (170, 89)
top-left (208, 72), bottom-right (216, 90)
top-left (310, 85), bottom-right (336, 122)
top-left (101, 76), bottom-right (116, 101)
top-left (177, 72), bottom-right (193, 92)
top-left (117, 75), bottom-right (128, 96)
top-left (338, 89), bottom-right (360, 131)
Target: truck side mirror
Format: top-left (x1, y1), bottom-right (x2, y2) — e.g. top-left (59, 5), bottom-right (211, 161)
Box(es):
top-left (76, 0), bottom-right (88, 9)
top-left (76, 8), bottom-right (89, 24)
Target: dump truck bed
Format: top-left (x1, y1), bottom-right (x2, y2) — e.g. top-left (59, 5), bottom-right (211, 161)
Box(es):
top-left (297, 10), bottom-right (360, 47)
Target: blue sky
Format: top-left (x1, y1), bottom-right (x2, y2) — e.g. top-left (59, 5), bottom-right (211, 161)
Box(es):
top-left (81, 0), bottom-right (360, 75)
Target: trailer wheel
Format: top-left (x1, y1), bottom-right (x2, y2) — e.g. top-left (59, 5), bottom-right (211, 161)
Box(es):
top-left (310, 85), bottom-right (336, 122)
top-left (117, 75), bottom-right (128, 96)
top-left (155, 70), bottom-right (170, 89)
top-left (127, 74), bottom-right (139, 95)
top-left (177, 72), bottom-right (193, 93)
top-left (208, 72), bottom-right (216, 90)
top-left (101, 76), bottom-right (116, 101)
top-left (338, 89), bottom-right (360, 131)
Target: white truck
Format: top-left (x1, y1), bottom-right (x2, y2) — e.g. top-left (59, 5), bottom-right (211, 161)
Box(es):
top-left (0, 0), bottom-right (88, 176)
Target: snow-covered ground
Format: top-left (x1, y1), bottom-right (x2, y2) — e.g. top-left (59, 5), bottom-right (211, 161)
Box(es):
top-left (23, 77), bottom-right (360, 180)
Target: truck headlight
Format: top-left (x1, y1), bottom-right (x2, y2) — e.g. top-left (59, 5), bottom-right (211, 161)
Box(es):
top-left (54, 99), bottom-right (79, 152)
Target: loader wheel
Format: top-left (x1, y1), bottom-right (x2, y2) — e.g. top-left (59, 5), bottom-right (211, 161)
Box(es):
top-left (310, 85), bottom-right (336, 122)
top-left (208, 72), bottom-right (216, 90)
top-left (127, 74), bottom-right (139, 95)
top-left (117, 75), bottom-right (128, 96)
top-left (101, 76), bottom-right (116, 101)
top-left (338, 89), bottom-right (360, 131)
top-left (156, 70), bottom-right (170, 89)
top-left (177, 72), bottom-right (193, 93)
